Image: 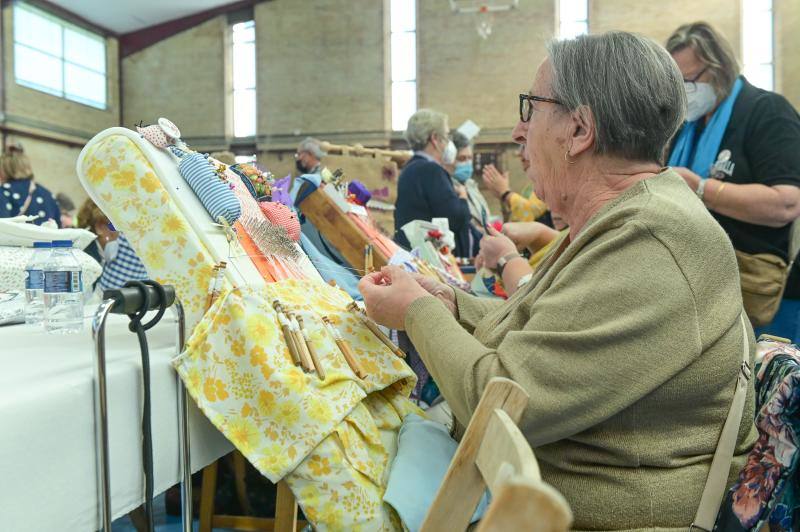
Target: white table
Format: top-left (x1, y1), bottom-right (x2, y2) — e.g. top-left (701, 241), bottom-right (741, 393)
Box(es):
top-left (0, 309), bottom-right (232, 531)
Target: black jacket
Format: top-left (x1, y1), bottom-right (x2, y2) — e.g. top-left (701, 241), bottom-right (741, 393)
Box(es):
top-left (393, 155), bottom-right (473, 257)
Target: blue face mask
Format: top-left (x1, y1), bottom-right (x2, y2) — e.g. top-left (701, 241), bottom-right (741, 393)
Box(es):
top-left (453, 161), bottom-right (473, 183)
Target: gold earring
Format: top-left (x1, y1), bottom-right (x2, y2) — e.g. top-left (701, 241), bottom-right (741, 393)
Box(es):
top-left (564, 150), bottom-right (576, 165)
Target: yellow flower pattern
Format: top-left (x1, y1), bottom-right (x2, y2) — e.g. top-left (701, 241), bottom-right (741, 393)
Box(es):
top-left (79, 132), bottom-right (423, 531)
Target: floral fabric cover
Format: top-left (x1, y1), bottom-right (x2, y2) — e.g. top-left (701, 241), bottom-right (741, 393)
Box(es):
top-left (176, 281), bottom-right (420, 529)
top-left (77, 130), bottom-right (421, 530)
top-left (715, 339), bottom-right (800, 531)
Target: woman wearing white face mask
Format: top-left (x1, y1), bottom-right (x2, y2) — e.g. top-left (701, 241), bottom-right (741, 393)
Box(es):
top-left (394, 109), bottom-right (473, 257)
top-left (450, 131), bottom-right (493, 238)
top-left (666, 22), bottom-right (800, 340)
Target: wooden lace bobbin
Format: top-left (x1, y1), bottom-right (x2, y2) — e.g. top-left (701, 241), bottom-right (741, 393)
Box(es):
top-left (205, 265), bottom-right (220, 310)
top-left (273, 300), bottom-right (302, 366)
top-left (346, 302), bottom-right (405, 358)
top-left (322, 316), bottom-right (366, 379)
top-left (287, 312), bottom-right (315, 373)
top-left (296, 316), bottom-right (326, 381)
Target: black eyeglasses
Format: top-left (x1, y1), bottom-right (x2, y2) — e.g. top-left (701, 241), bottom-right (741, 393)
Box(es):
top-left (683, 67), bottom-right (707, 93)
top-left (519, 93), bottom-right (563, 122)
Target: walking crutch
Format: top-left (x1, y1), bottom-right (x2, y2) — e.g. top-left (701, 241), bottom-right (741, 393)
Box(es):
top-left (91, 281), bottom-right (192, 532)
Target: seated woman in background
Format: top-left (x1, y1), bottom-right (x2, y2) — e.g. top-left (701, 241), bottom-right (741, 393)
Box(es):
top-left (450, 131), bottom-right (493, 238)
top-left (393, 109), bottom-right (474, 258)
top-left (361, 31), bottom-right (756, 529)
top-left (482, 145), bottom-right (549, 223)
top-left (0, 142), bottom-right (61, 226)
top-left (78, 198), bottom-right (148, 292)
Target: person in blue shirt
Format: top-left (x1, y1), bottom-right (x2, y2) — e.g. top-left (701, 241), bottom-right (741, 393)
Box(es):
top-left (394, 109), bottom-right (473, 258)
top-left (0, 142), bottom-right (61, 226)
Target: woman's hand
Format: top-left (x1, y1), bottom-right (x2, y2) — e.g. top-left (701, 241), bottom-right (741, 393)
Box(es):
top-left (482, 164), bottom-right (510, 199)
top-left (454, 183), bottom-right (468, 200)
top-left (477, 226), bottom-right (518, 269)
top-left (672, 166), bottom-right (702, 191)
top-left (358, 266), bottom-right (433, 330)
top-left (411, 273), bottom-right (457, 316)
top-left (502, 221), bottom-right (560, 252)
top-left (502, 221), bottom-right (539, 249)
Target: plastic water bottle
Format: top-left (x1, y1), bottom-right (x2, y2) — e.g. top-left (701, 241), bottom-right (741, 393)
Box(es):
top-left (24, 241), bottom-right (52, 325)
top-left (43, 240), bottom-right (84, 334)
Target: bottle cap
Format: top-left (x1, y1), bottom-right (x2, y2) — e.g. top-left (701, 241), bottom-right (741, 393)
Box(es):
top-left (33, 241), bottom-right (52, 248)
top-left (51, 240), bottom-right (73, 248)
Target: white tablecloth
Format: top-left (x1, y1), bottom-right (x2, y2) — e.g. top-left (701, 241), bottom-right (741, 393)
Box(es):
top-left (0, 308), bottom-right (232, 531)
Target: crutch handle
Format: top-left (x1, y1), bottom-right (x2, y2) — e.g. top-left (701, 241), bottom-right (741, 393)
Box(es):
top-left (102, 285), bottom-right (176, 315)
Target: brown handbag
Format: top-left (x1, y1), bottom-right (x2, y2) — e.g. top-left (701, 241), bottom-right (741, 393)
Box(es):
top-left (735, 249), bottom-right (790, 326)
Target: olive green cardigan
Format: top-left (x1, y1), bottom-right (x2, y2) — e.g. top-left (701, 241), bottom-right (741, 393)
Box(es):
top-left (405, 169), bottom-right (757, 531)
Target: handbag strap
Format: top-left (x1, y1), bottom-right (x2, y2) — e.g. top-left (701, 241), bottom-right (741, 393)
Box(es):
top-left (691, 313), bottom-right (752, 531)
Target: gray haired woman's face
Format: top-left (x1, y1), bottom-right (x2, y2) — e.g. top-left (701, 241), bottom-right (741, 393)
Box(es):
top-left (511, 60), bottom-right (574, 218)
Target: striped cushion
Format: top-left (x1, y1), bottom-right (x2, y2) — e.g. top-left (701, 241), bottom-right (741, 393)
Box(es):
top-left (174, 149), bottom-right (241, 225)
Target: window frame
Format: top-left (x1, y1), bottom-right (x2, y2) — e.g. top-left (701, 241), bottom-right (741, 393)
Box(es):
top-left (13, 1), bottom-right (108, 110)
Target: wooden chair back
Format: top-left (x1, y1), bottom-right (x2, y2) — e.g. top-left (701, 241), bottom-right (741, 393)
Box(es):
top-left (420, 377), bottom-right (572, 532)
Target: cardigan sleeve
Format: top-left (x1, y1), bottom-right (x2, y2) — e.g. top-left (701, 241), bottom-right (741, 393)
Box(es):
top-left (405, 221), bottom-right (703, 446)
top-left (452, 288), bottom-right (504, 333)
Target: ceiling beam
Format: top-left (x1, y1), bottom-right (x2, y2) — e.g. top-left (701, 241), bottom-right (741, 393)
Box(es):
top-left (119, 0), bottom-right (265, 58)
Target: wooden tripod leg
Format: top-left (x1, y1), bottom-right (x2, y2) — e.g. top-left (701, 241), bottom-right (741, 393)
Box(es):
top-left (232, 451), bottom-right (253, 515)
top-left (274, 480), bottom-right (298, 532)
top-left (198, 460), bottom-right (219, 532)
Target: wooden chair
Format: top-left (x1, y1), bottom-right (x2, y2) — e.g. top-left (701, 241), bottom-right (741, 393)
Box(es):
top-left (198, 452), bottom-right (306, 532)
top-left (420, 377), bottom-right (573, 532)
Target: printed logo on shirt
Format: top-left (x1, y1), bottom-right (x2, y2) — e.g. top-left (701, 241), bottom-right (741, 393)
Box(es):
top-left (711, 149), bottom-right (735, 179)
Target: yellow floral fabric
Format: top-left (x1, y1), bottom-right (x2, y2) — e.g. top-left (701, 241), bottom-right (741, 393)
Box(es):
top-left (78, 132), bottom-right (422, 531)
top-left (79, 133), bottom-right (225, 332)
top-left (508, 189), bottom-right (548, 223)
top-left (175, 281), bottom-right (420, 530)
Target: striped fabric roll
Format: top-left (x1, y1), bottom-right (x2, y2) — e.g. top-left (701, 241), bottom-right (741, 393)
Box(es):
top-left (175, 150), bottom-right (242, 225)
top-left (98, 234), bottom-right (149, 291)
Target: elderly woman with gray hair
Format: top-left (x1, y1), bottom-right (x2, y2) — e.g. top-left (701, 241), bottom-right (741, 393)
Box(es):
top-left (666, 22), bottom-right (800, 341)
top-left (360, 32), bottom-right (756, 529)
top-left (393, 109), bottom-right (474, 257)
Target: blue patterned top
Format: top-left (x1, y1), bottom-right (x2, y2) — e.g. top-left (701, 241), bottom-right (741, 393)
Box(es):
top-left (0, 178), bottom-right (61, 226)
